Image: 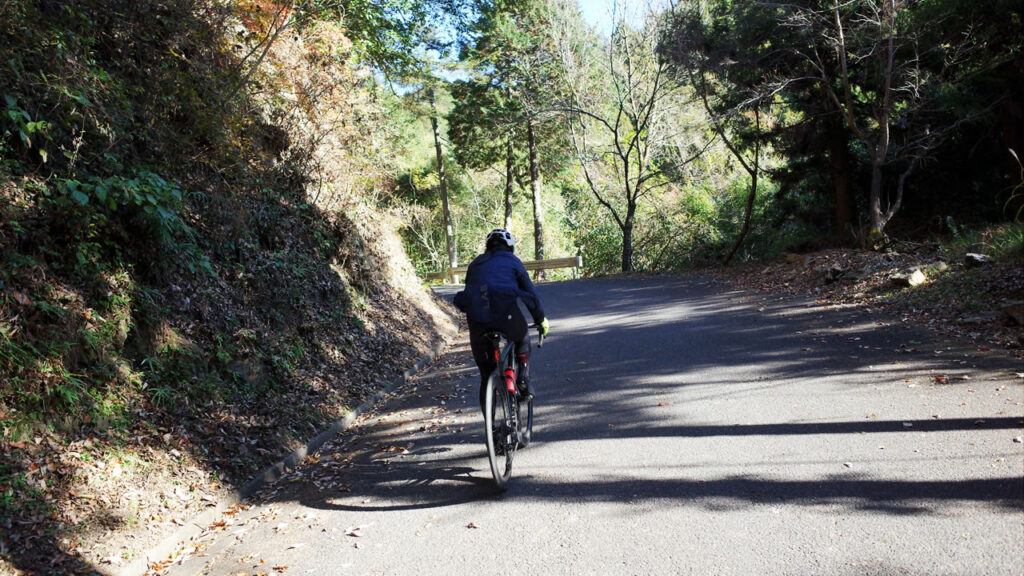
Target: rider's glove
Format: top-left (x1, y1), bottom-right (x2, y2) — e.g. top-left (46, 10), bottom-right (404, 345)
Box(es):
top-left (539, 318), bottom-right (550, 337)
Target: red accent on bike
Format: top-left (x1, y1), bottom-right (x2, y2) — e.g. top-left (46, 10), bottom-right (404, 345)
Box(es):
top-left (494, 350), bottom-right (500, 362)
top-left (504, 368), bottom-right (516, 392)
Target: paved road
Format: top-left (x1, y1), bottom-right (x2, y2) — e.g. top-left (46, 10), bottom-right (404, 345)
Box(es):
top-left (163, 276), bottom-right (1023, 575)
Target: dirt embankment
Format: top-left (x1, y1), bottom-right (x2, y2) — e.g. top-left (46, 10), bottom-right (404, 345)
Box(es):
top-left (711, 246), bottom-right (1024, 354)
top-left (0, 3), bottom-right (462, 574)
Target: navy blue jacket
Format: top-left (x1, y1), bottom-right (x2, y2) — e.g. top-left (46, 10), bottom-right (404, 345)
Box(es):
top-left (453, 250), bottom-right (545, 326)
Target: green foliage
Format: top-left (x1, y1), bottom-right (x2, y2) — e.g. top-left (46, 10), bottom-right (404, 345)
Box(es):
top-left (53, 170), bottom-right (187, 243)
top-left (141, 344), bottom-right (217, 409)
top-left (943, 221), bottom-right (1024, 261)
top-left (0, 463), bottom-right (55, 519)
top-left (308, 0), bottom-right (475, 79)
top-left (661, 0), bottom-right (1021, 240)
top-left (33, 169), bottom-right (214, 279)
top-left (136, 323), bottom-right (313, 412)
top-left (3, 94), bottom-right (50, 162)
top-left (0, 262), bottom-right (141, 435)
top-left (448, 80), bottom-right (523, 171)
top-left (560, 182), bottom-right (622, 275)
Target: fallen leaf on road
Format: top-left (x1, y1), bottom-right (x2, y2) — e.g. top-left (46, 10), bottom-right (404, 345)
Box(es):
top-left (467, 522), bottom-right (480, 529)
top-left (657, 402), bottom-right (672, 407)
top-left (273, 566), bottom-right (288, 573)
top-left (1013, 437), bottom-right (1022, 444)
top-left (345, 527), bottom-right (363, 537)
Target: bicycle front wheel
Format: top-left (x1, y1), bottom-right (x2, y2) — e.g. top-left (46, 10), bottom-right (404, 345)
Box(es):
top-left (483, 370), bottom-right (515, 489)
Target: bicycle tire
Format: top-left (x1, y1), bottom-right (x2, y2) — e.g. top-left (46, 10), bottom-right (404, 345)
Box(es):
top-left (483, 369), bottom-right (515, 489)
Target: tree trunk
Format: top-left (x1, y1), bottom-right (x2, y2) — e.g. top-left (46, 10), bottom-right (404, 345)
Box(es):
top-left (868, 156), bottom-right (885, 243)
top-left (724, 167), bottom-right (758, 265)
top-left (527, 120), bottom-right (545, 280)
top-left (826, 121), bottom-right (853, 242)
top-left (870, 0), bottom-right (896, 242)
top-left (429, 88), bottom-right (457, 283)
top-left (621, 208), bottom-right (635, 273)
top-left (504, 137), bottom-right (514, 229)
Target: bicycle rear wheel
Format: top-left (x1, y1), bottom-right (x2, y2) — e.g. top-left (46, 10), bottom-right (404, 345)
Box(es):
top-left (484, 370), bottom-right (515, 489)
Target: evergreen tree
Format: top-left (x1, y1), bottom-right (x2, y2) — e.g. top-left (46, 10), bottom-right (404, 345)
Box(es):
top-left (450, 0), bottom-right (567, 270)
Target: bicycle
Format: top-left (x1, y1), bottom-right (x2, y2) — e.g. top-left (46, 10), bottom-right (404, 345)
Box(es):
top-left (482, 325), bottom-right (544, 490)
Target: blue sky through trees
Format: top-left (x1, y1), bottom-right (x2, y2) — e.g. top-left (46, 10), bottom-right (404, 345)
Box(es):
top-left (578, 0), bottom-right (665, 34)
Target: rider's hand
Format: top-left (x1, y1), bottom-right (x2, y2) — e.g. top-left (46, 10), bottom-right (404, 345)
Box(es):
top-left (539, 318), bottom-right (550, 337)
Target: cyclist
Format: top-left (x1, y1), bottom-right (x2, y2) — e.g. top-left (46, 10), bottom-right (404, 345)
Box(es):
top-left (453, 228), bottom-right (549, 410)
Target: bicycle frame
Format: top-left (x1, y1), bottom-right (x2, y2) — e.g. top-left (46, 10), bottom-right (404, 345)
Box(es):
top-left (492, 336), bottom-right (521, 396)
top-left (488, 333), bottom-right (521, 432)
top-left (489, 322), bottom-right (543, 397)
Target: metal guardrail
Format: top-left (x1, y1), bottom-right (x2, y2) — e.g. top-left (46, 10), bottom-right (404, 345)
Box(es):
top-left (425, 255), bottom-right (583, 283)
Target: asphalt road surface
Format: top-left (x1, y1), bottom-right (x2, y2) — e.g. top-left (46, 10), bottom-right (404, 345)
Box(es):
top-left (162, 276), bottom-right (1023, 576)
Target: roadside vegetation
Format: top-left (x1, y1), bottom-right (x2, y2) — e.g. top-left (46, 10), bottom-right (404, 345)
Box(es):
top-left (0, 0), bottom-right (1020, 574)
top-left (0, 0), bottom-right (464, 571)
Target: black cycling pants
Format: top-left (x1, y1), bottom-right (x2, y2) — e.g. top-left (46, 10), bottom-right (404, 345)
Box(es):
top-left (467, 309), bottom-right (531, 409)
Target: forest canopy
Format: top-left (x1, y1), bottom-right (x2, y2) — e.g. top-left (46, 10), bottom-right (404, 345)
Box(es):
top-left (396, 0), bottom-right (1023, 275)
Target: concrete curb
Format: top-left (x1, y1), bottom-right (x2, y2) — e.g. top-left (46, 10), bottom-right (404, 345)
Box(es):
top-left (112, 338), bottom-right (451, 576)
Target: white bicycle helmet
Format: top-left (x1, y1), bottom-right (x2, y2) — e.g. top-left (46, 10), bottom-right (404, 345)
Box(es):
top-left (485, 228), bottom-right (515, 249)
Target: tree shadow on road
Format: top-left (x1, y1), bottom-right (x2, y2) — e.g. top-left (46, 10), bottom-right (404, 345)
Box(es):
top-left (258, 402), bottom-right (1023, 517)
top-left (254, 278), bottom-right (1022, 519)
top-left (248, 359), bottom-right (1022, 519)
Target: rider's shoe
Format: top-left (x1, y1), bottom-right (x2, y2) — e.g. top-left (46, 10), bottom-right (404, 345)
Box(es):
top-left (516, 379), bottom-right (534, 402)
